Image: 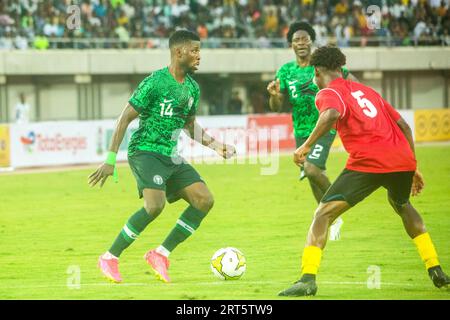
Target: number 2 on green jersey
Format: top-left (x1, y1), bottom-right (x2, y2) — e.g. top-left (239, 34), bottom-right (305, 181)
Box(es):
top-left (288, 80), bottom-right (298, 98)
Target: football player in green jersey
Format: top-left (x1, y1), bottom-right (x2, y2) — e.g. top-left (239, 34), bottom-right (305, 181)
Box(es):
top-left (267, 22), bottom-right (357, 240)
top-left (89, 30), bottom-right (236, 283)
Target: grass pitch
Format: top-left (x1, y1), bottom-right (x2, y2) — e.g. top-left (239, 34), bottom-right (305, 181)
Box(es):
top-left (0, 145), bottom-right (449, 300)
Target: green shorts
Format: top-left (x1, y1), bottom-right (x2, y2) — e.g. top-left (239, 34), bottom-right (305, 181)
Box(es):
top-left (128, 151), bottom-right (204, 203)
top-left (296, 131), bottom-right (336, 178)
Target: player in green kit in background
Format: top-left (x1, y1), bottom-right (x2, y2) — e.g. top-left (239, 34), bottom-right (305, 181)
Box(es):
top-left (89, 30), bottom-right (236, 284)
top-left (267, 21), bottom-right (357, 241)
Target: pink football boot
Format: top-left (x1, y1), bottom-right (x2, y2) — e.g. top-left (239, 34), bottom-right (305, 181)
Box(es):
top-left (144, 249), bottom-right (171, 283)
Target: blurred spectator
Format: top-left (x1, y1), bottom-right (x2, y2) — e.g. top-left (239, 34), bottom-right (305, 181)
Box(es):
top-left (33, 32), bottom-right (49, 50)
top-left (0, 34), bottom-right (14, 50)
top-left (414, 18), bottom-right (428, 43)
top-left (250, 90), bottom-right (266, 114)
top-left (197, 23), bottom-right (208, 39)
top-left (442, 27), bottom-right (450, 45)
top-left (43, 17), bottom-right (59, 37)
top-left (0, 12), bottom-right (15, 27)
top-left (264, 8), bottom-right (278, 36)
top-left (208, 95), bottom-right (225, 115)
top-left (14, 31), bottom-right (29, 49)
top-left (335, 0), bottom-right (350, 16)
top-left (116, 24), bottom-right (130, 43)
top-left (437, 1), bottom-right (448, 17)
top-left (314, 22), bottom-right (328, 46)
top-left (15, 93), bottom-right (31, 124)
top-left (110, 0), bottom-right (125, 9)
top-left (228, 91), bottom-right (243, 114)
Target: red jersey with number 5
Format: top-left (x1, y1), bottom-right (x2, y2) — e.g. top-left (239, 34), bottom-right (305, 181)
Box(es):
top-left (315, 78), bottom-right (416, 173)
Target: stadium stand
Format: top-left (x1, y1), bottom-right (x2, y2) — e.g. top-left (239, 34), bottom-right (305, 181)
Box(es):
top-left (0, 0), bottom-right (449, 49)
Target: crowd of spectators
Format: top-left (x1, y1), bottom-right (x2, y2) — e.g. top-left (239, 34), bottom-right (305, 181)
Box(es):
top-left (0, 0), bottom-right (449, 49)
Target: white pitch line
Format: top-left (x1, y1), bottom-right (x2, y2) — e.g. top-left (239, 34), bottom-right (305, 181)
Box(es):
top-left (320, 281), bottom-right (416, 287)
top-left (0, 280), bottom-right (419, 290)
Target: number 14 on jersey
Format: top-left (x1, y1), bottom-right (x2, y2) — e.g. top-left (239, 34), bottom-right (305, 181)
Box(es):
top-left (160, 100), bottom-right (174, 117)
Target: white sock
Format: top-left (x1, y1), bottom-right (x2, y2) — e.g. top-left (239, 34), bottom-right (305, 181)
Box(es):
top-left (331, 217), bottom-right (344, 227)
top-left (156, 245), bottom-right (171, 258)
top-left (102, 252), bottom-right (119, 260)
top-left (329, 217), bottom-right (343, 241)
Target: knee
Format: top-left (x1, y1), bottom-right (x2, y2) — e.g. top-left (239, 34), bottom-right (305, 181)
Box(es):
top-left (313, 205), bottom-right (337, 226)
top-left (392, 203), bottom-right (405, 215)
top-left (191, 192), bottom-right (214, 213)
top-left (389, 196), bottom-right (410, 215)
top-left (304, 162), bottom-right (322, 181)
top-left (391, 200), bottom-right (426, 233)
top-left (144, 199), bottom-right (165, 217)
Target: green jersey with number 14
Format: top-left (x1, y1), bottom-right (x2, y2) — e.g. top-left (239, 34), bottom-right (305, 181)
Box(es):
top-left (127, 67), bottom-right (200, 157)
top-left (276, 62), bottom-right (348, 138)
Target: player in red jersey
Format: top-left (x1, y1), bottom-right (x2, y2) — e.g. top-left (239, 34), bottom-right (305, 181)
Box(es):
top-left (278, 45), bottom-right (450, 297)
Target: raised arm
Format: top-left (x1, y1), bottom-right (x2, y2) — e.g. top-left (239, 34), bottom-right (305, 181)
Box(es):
top-left (267, 79), bottom-right (286, 112)
top-left (88, 104), bottom-right (138, 187)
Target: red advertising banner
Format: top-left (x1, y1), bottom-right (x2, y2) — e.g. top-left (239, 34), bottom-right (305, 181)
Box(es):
top-left (247, 113), bottom-right (296, 153)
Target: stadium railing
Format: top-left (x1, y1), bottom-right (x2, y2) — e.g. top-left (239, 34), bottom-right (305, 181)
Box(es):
top-left (17, 36), bottom-right (450, 50)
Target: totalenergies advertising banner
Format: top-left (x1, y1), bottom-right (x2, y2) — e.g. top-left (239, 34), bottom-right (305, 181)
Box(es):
top-left (9, 120), bottom-right (138, 168)
top-left (11, 121), bottom-right (95, 167)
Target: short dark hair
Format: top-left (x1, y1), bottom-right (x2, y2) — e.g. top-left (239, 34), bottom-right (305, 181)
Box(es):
top-left (169, 29), bottom-right (200, 48)
top-left (310, 45), bottom-right (346, 71)
top-left (287, 21), bottom-right (316, 43)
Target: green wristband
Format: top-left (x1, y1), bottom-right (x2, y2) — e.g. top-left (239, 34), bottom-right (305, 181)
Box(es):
top-left (105, 151), bottom-right (117, 166)
top-left (106, 152), bottom-right (119, 183)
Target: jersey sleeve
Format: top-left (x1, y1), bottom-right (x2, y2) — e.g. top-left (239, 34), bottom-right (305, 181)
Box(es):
top-left (315, 89), bottom-right (345, 118)
top-left (188, 82), bottom-right (200, 117)
top-left (128, 74), bottom-right (155, 113)
top-left (380, 96), bottom-right (401, 122)
top-left (275, 66), bottom-right (287, 93)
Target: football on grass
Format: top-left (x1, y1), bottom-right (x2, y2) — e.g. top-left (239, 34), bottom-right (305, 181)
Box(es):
top-left (210, 247), bottom-right (246, 280)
